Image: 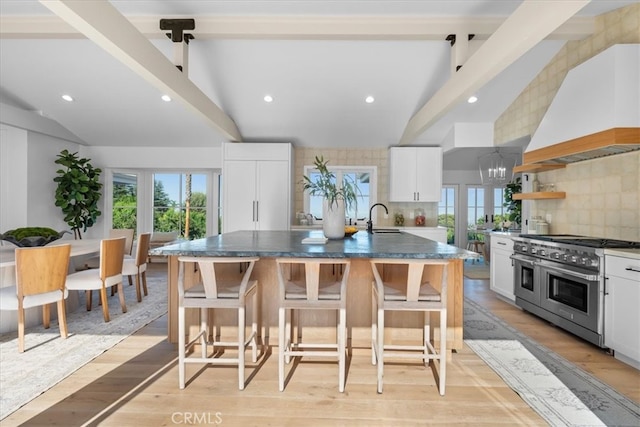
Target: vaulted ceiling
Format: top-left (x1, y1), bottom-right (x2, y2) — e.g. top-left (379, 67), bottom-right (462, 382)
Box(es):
top-left (0, 1), bottom-right (635, 149)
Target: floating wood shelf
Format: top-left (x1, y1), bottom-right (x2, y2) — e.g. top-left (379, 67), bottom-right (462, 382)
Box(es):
top-left (513, 163), bottom-right (566, 173)
top-left (513, 192), bottom-right (566, 200)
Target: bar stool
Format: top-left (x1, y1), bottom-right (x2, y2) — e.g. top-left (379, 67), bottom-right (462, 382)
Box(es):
top-left (466, 240), bottom-right (485, 264)
top-left (177, 256), bottom-right (260, 390)
top-left (275, 258), bottom-right (351, 392)
top-left (370, 259), bottom-right (448, 395)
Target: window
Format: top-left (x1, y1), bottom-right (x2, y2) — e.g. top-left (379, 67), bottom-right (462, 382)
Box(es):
top-left (439, 186), bottom-right (456, 244)
top-left (493, 186), bottom-right (507, 223)
top-left (153, 173), bottom-right (208, 239)
top-left (112, 172), bottom-right (138, 233)
top-left (303, 165), bottom-right (376, 225)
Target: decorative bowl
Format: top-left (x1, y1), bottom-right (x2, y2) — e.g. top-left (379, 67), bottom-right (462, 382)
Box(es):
top-left (344, 227), bottom-right (358, 238)
top-left (0, 228), bottom-right (70, 247)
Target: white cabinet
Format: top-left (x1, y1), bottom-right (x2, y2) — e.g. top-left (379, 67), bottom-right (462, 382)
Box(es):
top-left (604, 254), bottom-right (640, 369)
top-left (402, 227), bottom-right (447, 243)
top-left (222, 142), bottom-right (292, 233)
top-left (490, 235), bottom-right (515, 301)
top-left (389, 147), bottom-right (442, 202)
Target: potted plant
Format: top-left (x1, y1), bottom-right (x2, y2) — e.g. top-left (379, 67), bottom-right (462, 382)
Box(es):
top-left (53, 149), bottom-right (103, 239)
top-left (503, 176), bottom-right (522, 229)
top-left (302, 156), bottom-right (359, 239)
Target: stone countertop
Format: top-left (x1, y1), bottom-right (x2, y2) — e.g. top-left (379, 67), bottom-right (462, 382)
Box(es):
top-left (604, 248), bottom-right (640, 260)
top-left (150, 230), bottom-right (477, 260)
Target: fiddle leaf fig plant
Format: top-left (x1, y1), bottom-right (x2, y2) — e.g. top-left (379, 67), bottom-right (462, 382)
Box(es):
top-left (503, 176), bottom-right (522, 227)
top-left (53, 149), bottom-right (103, 239)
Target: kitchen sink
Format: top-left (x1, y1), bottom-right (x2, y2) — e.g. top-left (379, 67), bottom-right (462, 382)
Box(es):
top-left (372, 229), bottom-right (402, 234)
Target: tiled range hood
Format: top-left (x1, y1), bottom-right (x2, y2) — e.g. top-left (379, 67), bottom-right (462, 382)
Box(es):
top-left (522, 44), bottom-right (640, 166)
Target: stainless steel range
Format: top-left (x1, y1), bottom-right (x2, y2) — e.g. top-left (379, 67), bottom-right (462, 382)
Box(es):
top-left (511, 234), bottom-right (640, 348)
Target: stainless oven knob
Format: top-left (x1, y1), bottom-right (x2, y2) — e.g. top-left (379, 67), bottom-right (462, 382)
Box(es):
top-left (551, 252), bottom-right (560, 260)
top-left (539, 249), bottom-right (547, 256)
top-left (570, 255), bottom-right (578, 263)
top-left (530, 248), bottom-right (538, 254)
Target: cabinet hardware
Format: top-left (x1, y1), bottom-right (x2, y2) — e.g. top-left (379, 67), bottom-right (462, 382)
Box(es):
top-left (625, 267), bottom-right (640, 273)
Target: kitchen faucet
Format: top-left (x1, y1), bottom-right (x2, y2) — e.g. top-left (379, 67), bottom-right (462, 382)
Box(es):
top-left (367, 203), bottom-right (388, 233)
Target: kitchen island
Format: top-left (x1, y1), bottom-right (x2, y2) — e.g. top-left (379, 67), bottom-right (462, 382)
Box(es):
top-left (151, 230), bottom-right (477, 350)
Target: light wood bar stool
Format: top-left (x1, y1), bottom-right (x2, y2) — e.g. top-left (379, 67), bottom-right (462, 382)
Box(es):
top-left (177, 256), bottom-right (260, 390)
top-left (275, 258), bottom-right (351, 392)
top-left (466, 240), bottom-right (485, 264)
top-left (370, 259), bottom-right (448, 395)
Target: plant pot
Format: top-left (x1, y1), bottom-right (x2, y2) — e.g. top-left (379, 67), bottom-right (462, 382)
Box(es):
top-left (322, 199), bottom-right (345, 239)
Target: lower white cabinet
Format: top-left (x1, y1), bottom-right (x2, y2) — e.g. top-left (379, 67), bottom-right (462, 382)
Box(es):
top-left (604, 254), bottom-right (640, 369)
top-left (401, 227), bottom-right (447, 243)
top-left (490, 235), bottom-right (515, 301)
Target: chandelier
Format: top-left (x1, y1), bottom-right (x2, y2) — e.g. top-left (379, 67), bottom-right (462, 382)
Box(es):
top-left (479, 150), bottom-right (516, 185)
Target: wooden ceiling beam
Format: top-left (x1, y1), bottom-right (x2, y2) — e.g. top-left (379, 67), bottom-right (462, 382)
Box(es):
top-left (398, 0), bottom-right (591, 146)
top-left (38, 0), bottom-right (242, 142)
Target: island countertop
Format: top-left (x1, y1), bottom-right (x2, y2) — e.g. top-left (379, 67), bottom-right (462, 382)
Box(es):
top-left (150, 230), bottom-right (477, 260)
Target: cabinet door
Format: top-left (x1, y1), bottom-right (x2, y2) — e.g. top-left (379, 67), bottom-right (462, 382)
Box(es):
top-left (256, 160), bottom-right (290, 231)
top-left (223, 160), bottom-right (257, 233)
top-left (490, 237), bottom-right (515, 301)
top-left (389, 148), bottom-right (418, 202)
top-left (604, 258), bottom-right (640, 365)
top-left (415, 148), bottom-right (442, 202)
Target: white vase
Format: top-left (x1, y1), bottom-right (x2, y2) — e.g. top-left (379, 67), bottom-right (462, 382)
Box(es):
top-left (322, 199), bottom-right (345, 239)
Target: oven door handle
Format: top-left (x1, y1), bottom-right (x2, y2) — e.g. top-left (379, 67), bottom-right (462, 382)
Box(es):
top-left (538, 262), bottom-right (600, 282)
top-left (510, 255), bottom-right (536, 266)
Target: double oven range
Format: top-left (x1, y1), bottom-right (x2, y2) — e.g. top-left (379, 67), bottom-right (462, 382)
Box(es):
top-left (511, 234), bottom-right (640, 348)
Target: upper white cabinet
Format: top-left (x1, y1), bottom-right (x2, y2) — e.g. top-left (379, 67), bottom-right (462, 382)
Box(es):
top-left (222, 142), bottom-right (292, 233)
top-left (389, 147), bottom-right (442, 202)
top-left (604, 253), bottom-right (640, 369)
top-left (490, 235), bottom-right (515, 302)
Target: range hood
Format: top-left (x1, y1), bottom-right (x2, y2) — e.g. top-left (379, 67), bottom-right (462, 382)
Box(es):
top-left (522, 44), bottom-right (640, 166)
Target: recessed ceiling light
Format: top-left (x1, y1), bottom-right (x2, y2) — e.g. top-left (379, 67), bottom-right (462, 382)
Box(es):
top-left (467, 95), bottom-right (478, 104)
top-left (61, 94), bottom-right (74, 102)
top-left (365, 96), bottom-right (375, 104)
top-left (263, 95), bottom-right (273, 103)
top-left (161, 94), bottom-right (172, 102)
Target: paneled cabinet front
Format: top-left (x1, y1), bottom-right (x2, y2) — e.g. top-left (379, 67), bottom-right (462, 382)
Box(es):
top-left (223, 160), bottom-right (290, 232)
top-left (490, 235), bottom-right (515, 301)
top-left (389, 147), bottom-right (442, 202)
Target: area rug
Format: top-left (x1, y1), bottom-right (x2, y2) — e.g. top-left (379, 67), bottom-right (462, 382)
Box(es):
top-left (464, 298), bottom-right (640, 427)
top-left (0, 267), bottom-right (168, 420)
top-left (463, 264), bottom-right (490, 280)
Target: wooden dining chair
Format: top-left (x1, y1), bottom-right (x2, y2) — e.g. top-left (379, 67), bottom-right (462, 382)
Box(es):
top-left (0, 244), bottom-right (71, 352)
top-left (122, 232), bottom-right (151, 302)
top-left (370, 259), bottom-right (448, 395)
top-left (275, 258), bottom-right (351, 392)
top-left (66, 237), bottom-right (126, 322)
top-left (84, 228), bottom-right (134, 269)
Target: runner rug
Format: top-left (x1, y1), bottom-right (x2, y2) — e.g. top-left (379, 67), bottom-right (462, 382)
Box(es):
top-left (464, 297), bottom-right (640, 426)
top-left (0, 267), bottom-right (168, 420)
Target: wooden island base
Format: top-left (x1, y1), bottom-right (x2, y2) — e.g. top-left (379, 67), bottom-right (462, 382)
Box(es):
top-left (166, 256), bottom-right (464, 351)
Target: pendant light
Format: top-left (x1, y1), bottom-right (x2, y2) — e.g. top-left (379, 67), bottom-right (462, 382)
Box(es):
top-left (479, 150), bottom-right (515, 185)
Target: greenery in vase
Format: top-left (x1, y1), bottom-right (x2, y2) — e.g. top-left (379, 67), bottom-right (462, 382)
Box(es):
top-left (301, 156), bottom-right (360, 211)
top-left (53, 149), bottom-right (103, 239)
top-left (503, 176), bottom-right (522, 227)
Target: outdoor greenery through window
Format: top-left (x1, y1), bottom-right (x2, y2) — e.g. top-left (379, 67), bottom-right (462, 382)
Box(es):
top-left (153, 173), bottom-right (207, 239)
top-left (112, 172), bottom-right (137, 233)
top-left (467, 186), bottom-right (485, 242)
top-left (493, 186), bottom-right (507, 224)
top-left (304, 166), bottom-right (374, 224)
top-left (438, 187), bottom-right (455, 244)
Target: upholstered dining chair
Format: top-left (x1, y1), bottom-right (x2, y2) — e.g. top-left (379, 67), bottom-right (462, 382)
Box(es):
top-left (275, 258), bottom-right (351, 392)
top-left (66, 237), bottom-right (126, 322)
top-left (177, 256), bottom-right (260, 390)
top-left (84, 228), bottom-right (134, 269)
top-left (0, 244), bottom-right (71, 352)
top-left (370, 259), bottom-right (448, 395)
top-left (122, 232), bottom-right (151, 302)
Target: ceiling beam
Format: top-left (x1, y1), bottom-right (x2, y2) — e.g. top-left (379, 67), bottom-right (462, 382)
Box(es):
top-left (398, 0), bottom-right (591, 146)
top-left (1, 15), bottom-right (595, 41)
top-left (38, 0), bottom-right (242, 142)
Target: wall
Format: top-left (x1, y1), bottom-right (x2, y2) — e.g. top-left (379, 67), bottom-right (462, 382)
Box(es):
top-left (293, 147), bottom-right (438, 227)
top-left (530, 151), bottom-right (639, 241)
top-left (495, 3), bottom-right (640, 240)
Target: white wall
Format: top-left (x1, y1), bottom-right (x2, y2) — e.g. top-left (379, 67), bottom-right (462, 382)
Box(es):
top-left (83, 146), bottom-right (223, 169)
top-left (0, 125), bottom-right (28, 231)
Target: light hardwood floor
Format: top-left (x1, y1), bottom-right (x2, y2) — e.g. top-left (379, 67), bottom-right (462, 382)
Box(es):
top-left (3, 268), bottom-right (639, 426)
